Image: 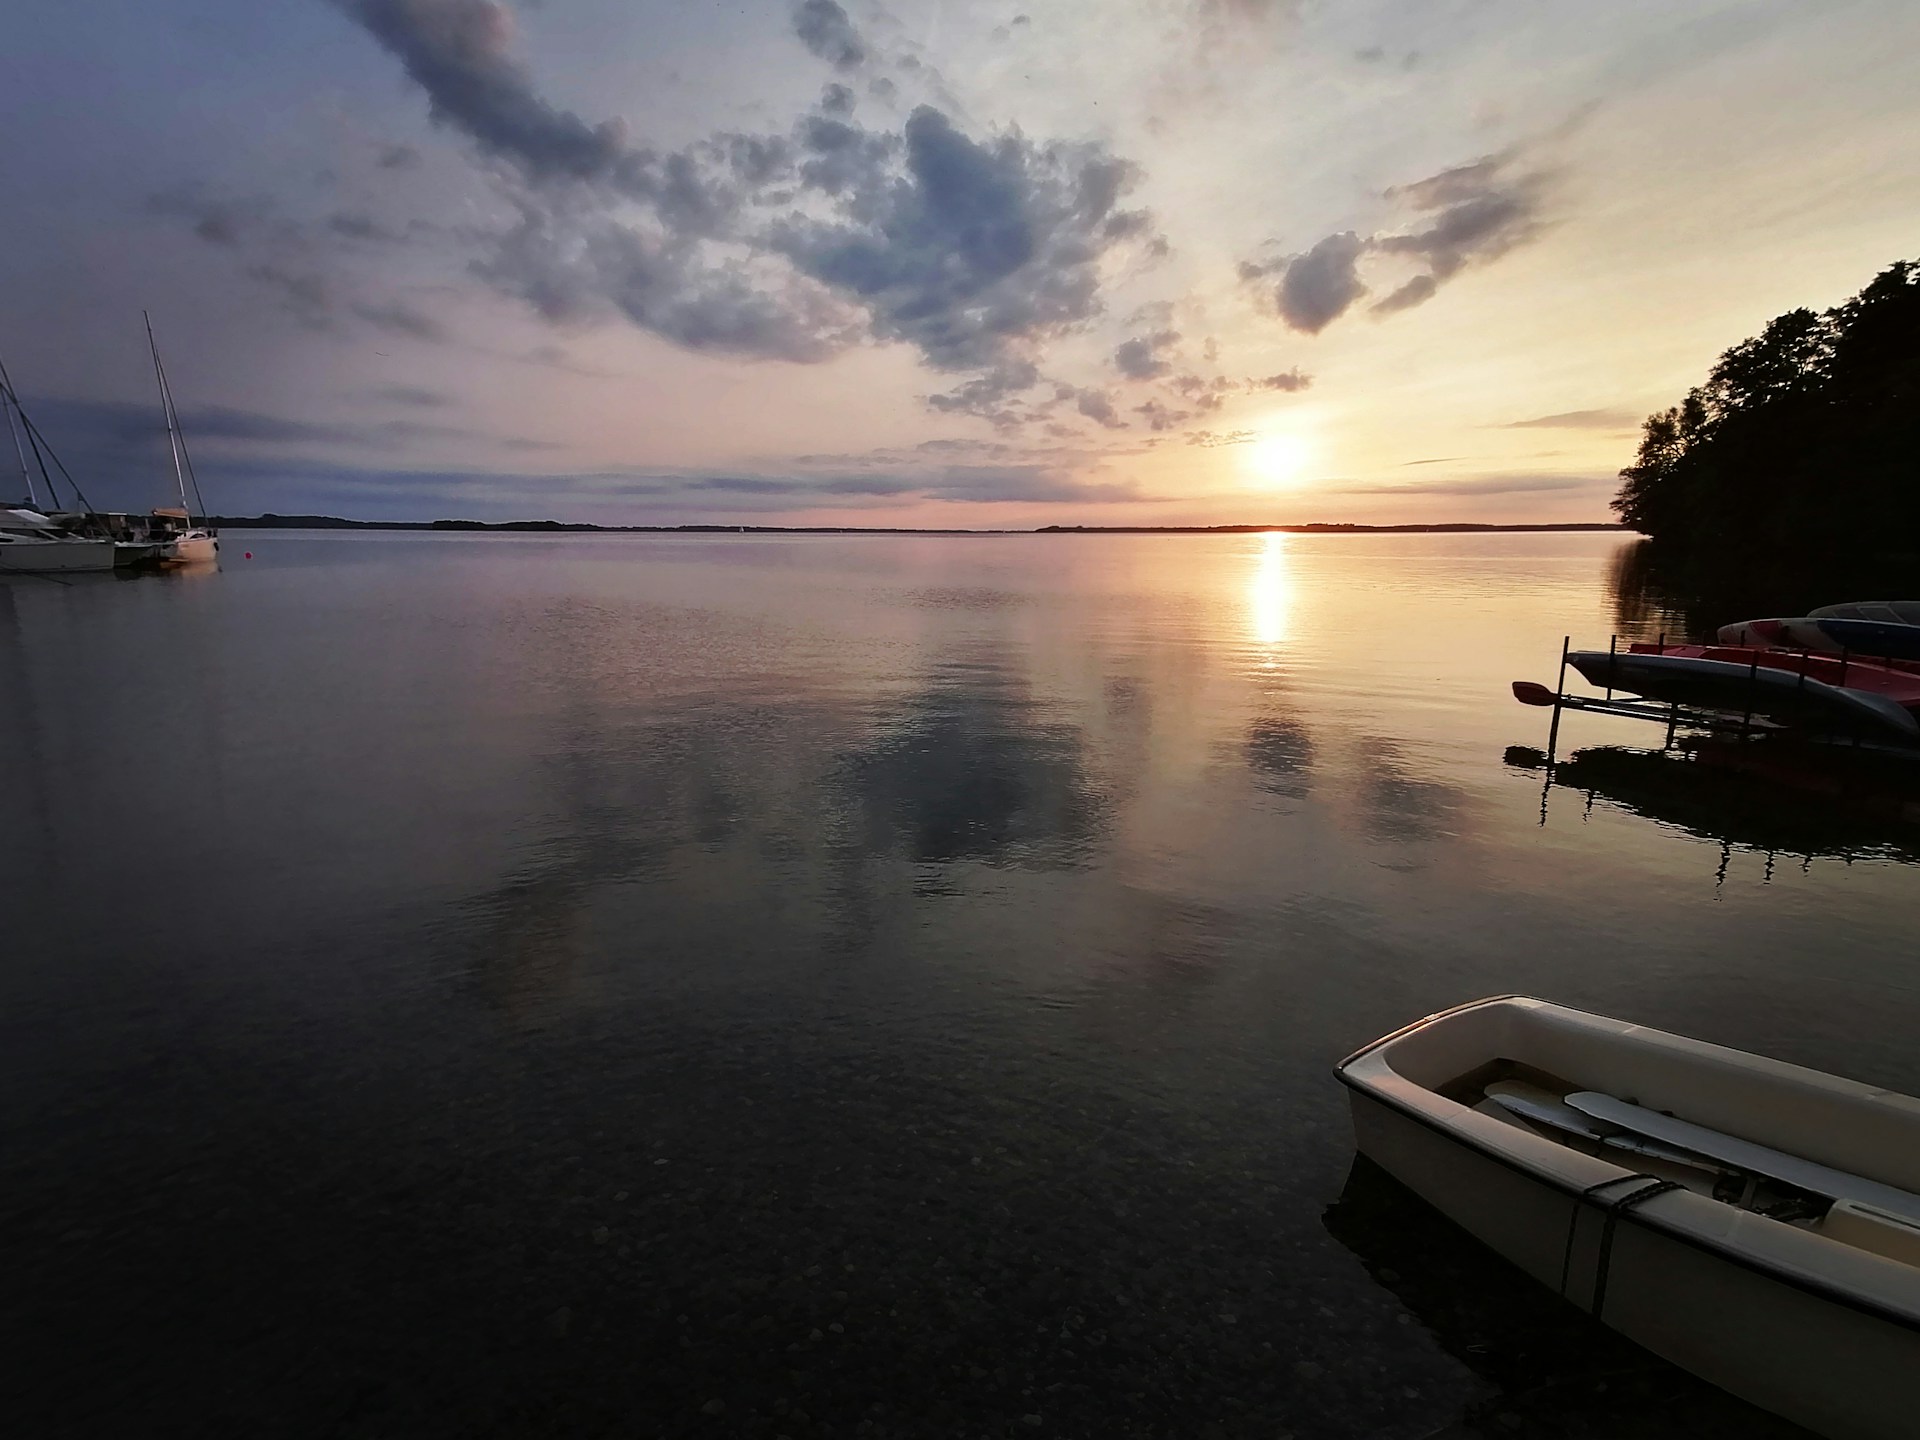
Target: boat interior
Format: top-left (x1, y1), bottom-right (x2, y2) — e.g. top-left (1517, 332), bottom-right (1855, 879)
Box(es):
top-left (1370, 1001), bottom-right (1920, 1270)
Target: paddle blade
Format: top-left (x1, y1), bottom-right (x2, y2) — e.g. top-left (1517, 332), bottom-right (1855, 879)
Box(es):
top-left (1512, 680), bottom-right (1558, 707)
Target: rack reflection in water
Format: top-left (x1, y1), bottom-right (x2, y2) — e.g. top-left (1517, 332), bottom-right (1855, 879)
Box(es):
top-left (1506, 741), bottom-right (1920, 874)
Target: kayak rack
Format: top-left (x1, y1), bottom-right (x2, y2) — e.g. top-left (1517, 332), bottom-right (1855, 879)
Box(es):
top-left (1517, 633), bottom-right (1785, 766)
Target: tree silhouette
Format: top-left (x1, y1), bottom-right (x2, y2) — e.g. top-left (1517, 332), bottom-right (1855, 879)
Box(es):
top-left (1613, 260), bottom-right (1920, 569)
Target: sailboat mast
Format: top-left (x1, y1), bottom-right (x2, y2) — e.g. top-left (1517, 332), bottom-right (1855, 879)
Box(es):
top-left (144, 311), bottom-right (191, 523)
top-left (2, 384), bottom-right (38, 509)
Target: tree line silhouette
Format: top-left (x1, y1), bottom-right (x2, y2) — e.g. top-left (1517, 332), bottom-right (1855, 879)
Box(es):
top-left (1614, 259), bottom-right (1919, 582)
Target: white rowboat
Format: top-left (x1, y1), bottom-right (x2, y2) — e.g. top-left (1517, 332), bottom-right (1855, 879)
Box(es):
top-left (1336, 996), bottom-right (1920, 1439)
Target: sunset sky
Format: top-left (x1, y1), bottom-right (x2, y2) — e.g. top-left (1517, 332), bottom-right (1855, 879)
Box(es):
top-left (3, 0), bottom-right (1916, 526)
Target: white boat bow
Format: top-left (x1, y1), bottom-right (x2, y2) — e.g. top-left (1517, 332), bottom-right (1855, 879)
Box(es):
top-left (1336, 996), bottom-right (1920, 1439)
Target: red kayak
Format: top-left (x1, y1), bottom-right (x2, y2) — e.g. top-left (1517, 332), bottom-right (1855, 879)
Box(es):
top-left (1629, 643), bottom-right (1920, 710)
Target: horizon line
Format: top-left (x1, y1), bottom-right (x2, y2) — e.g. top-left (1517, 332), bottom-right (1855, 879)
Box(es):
top-left (207, 512), bottom-right (1635, 537)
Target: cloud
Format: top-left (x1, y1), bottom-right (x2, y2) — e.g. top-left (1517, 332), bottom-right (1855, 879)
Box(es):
top-left (328, 210), bottom-right (411, 244)
top-left (370, 384), bottom-right (452, 407)
top-left (1168, 373), bottom-right (1235, 411)
top-left (333, 0), bottom-right (1160, 422)
top-left (377, 143), bottom-right (422, 170)
top-left (773, 107), bottom-right (1152, 385)
top-left (1132, 399), bottom-right (1188, 432)
top-left (24, 396), bottom-right (350, 449)
top-left (1113, 328), bottom-right (1179, 380)
top-left (1265, 231), bottom-right (1367, 333)
top-left (332, 0), bottom-right (628, 184)
top-left (792, 0), bottom-right (866, 72)
top-left (1371, 273), bottom-right (1436, 315)
top-left (1244, 149), bottom-right (1552, 333)
top-left (1075, 388), bottom-right (1125, 428)
top-left (1187, 428), bottom-right (1255, 447)
top-left (1247, 369), bottom-right (1311, 392)
top-left (1332, 473), bottom-right (1602, 496)
top-left (1369, 152), bottom-right (1546, 313)
top-left (1502, 408), bottom-right (1640, 429)
top-left (145, 186), bottom-right (273, 248)
top-left (350, 298), bottom-right (450, 342)
top-left (247, 264), bottom-right (334, 328)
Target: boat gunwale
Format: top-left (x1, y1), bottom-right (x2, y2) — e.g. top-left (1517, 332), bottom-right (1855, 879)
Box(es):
top-left (1333, 997), bottom-right (1920, 1335)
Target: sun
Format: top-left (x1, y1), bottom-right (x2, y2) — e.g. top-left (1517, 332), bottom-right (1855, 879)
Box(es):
top-left (1243, 432), bottom-right (1311, 488)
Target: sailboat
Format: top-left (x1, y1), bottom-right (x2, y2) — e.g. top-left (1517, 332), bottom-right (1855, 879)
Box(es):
top-left (144, 314), bottom-right (218, 567)
top-left (0, 367), bottom-right (121, 574)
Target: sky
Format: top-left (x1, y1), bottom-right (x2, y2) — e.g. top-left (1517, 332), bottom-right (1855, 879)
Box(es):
top-left (1, 0), bottom-right (1916, 527)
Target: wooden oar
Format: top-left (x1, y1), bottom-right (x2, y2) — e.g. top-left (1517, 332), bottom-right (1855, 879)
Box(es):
top-left (1566, 1092), bottom-right (1920, 1224)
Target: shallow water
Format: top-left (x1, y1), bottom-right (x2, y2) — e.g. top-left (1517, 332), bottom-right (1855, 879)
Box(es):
top-left (4, 531), bottom-right (1914, 1437)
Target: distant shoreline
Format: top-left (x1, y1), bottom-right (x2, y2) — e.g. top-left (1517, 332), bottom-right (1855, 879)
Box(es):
top-left (212, 514), bottom-right (1632, 537)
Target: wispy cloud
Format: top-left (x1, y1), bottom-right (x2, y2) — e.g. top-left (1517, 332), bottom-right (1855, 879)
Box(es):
top-left (1500, 408), bottom-right (1640, 430)
top-left (1332, 473), bottom-right (1603, 496)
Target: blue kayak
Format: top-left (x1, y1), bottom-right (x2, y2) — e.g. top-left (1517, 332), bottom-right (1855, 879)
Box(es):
top-left (1816, 618), bottom-right (1920, 661)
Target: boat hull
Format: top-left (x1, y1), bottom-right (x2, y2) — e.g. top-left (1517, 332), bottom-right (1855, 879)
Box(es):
top-left (0, 538), bottom-right (118, 572)
top-left (1813, 601), bottom-right (1920, 627)
top-left (1567, 650), bottom-right (1920, 739)
top-left (1337, 998), bottom-right (1920, 1440)
top-left (160, 533), bottom-right (219, 565)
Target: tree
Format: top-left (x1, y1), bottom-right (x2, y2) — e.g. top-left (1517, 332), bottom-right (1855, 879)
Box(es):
top-left (1612, 260), bottom-right (1920, 568)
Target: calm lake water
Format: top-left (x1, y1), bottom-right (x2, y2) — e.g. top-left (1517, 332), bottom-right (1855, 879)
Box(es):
top-left (4, 531), bottom-right (1916, 1438)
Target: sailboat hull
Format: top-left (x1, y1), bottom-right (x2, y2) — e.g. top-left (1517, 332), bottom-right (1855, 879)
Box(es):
top-left (160, 534), bottom-right (219, 565)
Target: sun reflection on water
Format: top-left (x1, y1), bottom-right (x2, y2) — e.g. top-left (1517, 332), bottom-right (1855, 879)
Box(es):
top-left (1249, 531), bottom-right (1292, 648)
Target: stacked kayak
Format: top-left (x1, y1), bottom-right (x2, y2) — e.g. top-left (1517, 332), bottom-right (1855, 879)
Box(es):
top-left (1626, 643), bottom-right (1920, 707)
top-left (1719, 600), bottom-right (1920, 662)
top-left (1565, 649), bottom-right (1920, 740)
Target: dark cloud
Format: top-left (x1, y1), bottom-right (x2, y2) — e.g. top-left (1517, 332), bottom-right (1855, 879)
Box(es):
top-left (370, 384), bottom-right (452, 407)
top-left (25, 396), bottom-right (346, 449)
top-left (597, 464), bottom-right (1142, 506)
top-left (1168, 373), bottom-right (1233, 411)
top-left (924, 362), bottom-right (1043, 428)
top-left (1113, 327), bottom-right (1179, 380)
top-left (334, 0), bottom-right (1159, 423)
top-left (1370, 152), bottom-right (1545, 313)
top-left (1075, 388), bottom-right (1125, 429)
top-left (1502, 408), bottom-right (1640, 429)
top-left (247, 264), bottom-right (334, 328)
top-left (328, 210), bottom-right (410, 244)
top-left (1269, 231), bottom-right (1366, 333)
top-left (774, 107), bottom-right (1148, 384)
top-left (792, 0), bottom-right (867, 72)
top-left (1244, 150), bottom-right (1551, 333)
top-left (479, 204), bottom-right (854, 361)
top-left (1371, 273), bottom-right (1436, 315)
top-left (1248, 369), bottom-right (1311, 391)
top-left (377, 142), bottom-right (422, 170)
top-left (145, 186), bottom-right (273, 247)
top-left (1132, 399), bottom-right (1188, 432)
top-left (820, 82), bottom-right (857, 117)
top-left (350, 298), bottom-right (450, 342)
top-left (332, 0), bottom-right (629, 184)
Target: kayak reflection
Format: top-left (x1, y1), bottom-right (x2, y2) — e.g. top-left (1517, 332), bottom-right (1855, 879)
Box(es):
top-left (1505, 742), bottom-right (1920, 866)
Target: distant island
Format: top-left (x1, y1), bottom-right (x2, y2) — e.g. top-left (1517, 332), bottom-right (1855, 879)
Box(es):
top-left (213, 514), bottom-right (1628, 536)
